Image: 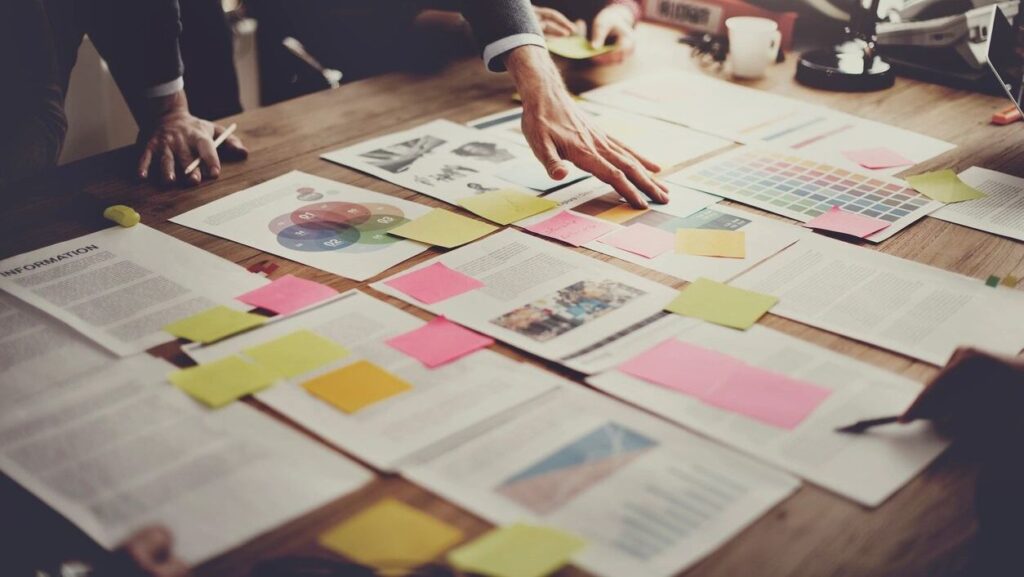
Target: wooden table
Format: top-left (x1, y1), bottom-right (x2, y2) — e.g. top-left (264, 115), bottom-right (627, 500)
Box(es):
top-left (4, 22), bottom-right (1023, 577)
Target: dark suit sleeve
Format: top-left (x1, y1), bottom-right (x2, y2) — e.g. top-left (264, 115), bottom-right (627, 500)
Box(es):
top-left (457, 0), bottom-right (544, 71)
top-left (83, 0), bottom-right (185, 106)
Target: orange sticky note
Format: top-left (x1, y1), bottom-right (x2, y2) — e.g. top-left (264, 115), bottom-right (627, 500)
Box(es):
top-left (303, 360), bottom-right (412, 413)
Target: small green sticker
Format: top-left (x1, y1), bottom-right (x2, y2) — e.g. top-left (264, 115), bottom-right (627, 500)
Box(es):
top-left (985, 275), bottom-right (1000, 288)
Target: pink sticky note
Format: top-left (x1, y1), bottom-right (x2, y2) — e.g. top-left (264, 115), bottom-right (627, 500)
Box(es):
top-left (703, 364), bottom-right (832, 429)
top-left (842, 148), bottom-right (914, 170)
top-left (619, 339), bottom-right (743, 397)
top-left (386, 316), bottom-right (494, 368)
top-left (598, 223), bottom-right (674, 259)
top-left (237, 274), bottom-right (337, 315)
top-left (524, 211), bottom-right (615, 247)
top-left (804, 206), bottom-right (890, 238)
top-left (384, 262), bottom-right (484, 305)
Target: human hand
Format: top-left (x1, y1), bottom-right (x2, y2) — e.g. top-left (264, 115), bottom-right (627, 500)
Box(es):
top-left (591, 4), bottom-right (638, 65)
top-left (137, 91), bottom-right (247, 186)
top-left (108, 526), bottom-right (191, 577)
top-left (533, 6), bottom-right (577, 37)
top-left (901, 347), bottom-right (1024, 441)
top-left (504, 46), bottom-right (667, 208)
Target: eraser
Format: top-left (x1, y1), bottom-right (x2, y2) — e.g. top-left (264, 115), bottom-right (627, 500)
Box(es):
top-left (103, 205), bottom-right (140, 227)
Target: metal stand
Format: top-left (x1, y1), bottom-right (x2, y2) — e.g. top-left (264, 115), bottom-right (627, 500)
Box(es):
top-left (796, 0), bottom-right (895, 91)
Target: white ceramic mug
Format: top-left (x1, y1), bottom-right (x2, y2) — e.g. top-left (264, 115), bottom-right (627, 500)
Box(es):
top-left (726, 17), bottom-right (781, 79)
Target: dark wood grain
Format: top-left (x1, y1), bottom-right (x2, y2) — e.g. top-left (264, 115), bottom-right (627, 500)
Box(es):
top-left (2, 22), bottom-right (1018, 577)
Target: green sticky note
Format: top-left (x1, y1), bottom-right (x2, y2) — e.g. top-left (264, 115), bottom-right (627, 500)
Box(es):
top-left (318, 498), bottom-right (464, 569)
top-left (387, 208), bottom-right (498, 248)
top-left (905, 170), bottom-right (986, 204)
top-left (164, 306), bottom-right (266, 344)
top-left (448, 524), bottom-right (586, 577)
top-left (169, 356), bottom-right (276, 408)
top-left (986, 275), bottom-right (1001, 288)
top-left (666, 278), bottom-right (778, 330)
top-left (458, 189), bottom-right (558, 225)
top-left (243, 330), bottom-right (349, 378)
top-left (547, 36), bottom-right (616, 60)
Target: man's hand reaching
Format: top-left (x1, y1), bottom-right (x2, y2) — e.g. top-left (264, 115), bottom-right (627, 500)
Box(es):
top-left (504, 45), bottom-right (667, 208)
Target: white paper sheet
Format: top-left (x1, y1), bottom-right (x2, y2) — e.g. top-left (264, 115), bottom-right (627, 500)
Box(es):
top-left (0, 355), bottom-right (372, 563)
top-left (170, 171), bottom-right (431, 281)
top-left (0, 291), bottom-right (113, 419)
top-left (469, 103), bottom-right (733, 169)
top-left (930, 166), bottom-right (1024, 242)
top-left (731, 235), bottom-right (1024, 365)
top-left (588, 324), bottom-right (950, 506)
top-left (402, 377), bottom-right (799, 577)
top-left (186, 291), bottom-right (556, 471)
top-left (583, 70), bottom-right (954, 176)
top-left (372, 229), bottom-right (681, 374)
top-left (321, 119), bottom-right (587, 204)
top-left (0, 225), bottom-right (267, 356)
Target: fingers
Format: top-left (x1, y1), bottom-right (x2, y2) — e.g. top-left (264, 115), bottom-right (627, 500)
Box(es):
top-left (600, 140), bottom-right (669, 204)
top-left (171, 133), bottom-right (202, 185)
top-left (537, 137), bottom-right (570, 181)
top-left (608, 135), bottom-right (662, 174)
top-left (535, 7), bottom-right (575, 36)
top-left (159, 143), bottom-right (176, 185)
top-left (196, 135), bottom-right (221, 179)
top-left (591, 16), bottom-right (612, 48)
top-left (137, 141), bottom-right (156, 180)
top-left (582, 153), bottom-right (648, 209)
top-left (214, 124), bottom-right (249, 162)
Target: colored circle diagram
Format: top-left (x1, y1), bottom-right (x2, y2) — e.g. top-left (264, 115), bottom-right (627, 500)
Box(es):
top-left (269, 200), bottom-right (409, 253)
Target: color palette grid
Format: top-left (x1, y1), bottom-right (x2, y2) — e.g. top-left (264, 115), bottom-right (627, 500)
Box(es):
top-left (668, 147), bottom-right (940, 242)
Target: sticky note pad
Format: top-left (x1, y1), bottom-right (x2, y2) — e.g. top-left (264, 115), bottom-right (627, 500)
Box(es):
top-left (243, 330), bottom-right (349, 378)
top-left (237, 274), bottom-right (337, 315)
top-left (666, 278), bottom-right (778, 330)
top-left (169, 356), bottom-right (276, 408)
top-left (386, 317), bottom-right (494, 368)
top-left (842, 147), bottom-right (914, 170)
top-left (164, 306), bottom-right (266, 344)
top-left (547, 36), bottom-right (617, 60)
top-left (595, 203), bottom-right (648, 224)
top-left (303, 360), bottom-right (412, 413)
top-left (318, 498), bottom-right (464, 568)
top-left (448, 524), bottom-right (586, 577)
top-left (905, 170), bottom-right (986, 203)
top-left (619, 338), bottom-right (743, 398)
top-left (803, 206), bottom-right (889, 239)
top-left (597, 223), bottom-right (674, 259)
top-left (524, 211), bottom-right (614, 246)
top-left (1002, 274), bottom-right (1020, 288)
top-left (676, 228), bottom-right (747, 258)
top-left (388, 208), bottom-right (498, 248)
top-left (459, 189), bottom-right (558, 225)
top-left (703, 364), bottom-right (832, 429)
top-left (385, 262), bottom-right (484, 304)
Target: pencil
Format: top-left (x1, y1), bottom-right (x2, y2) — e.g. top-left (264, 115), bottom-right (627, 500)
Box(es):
top-left (834, 415), bottom-right (901, 434)
top-left (185, 122), bottom-right (237, 176)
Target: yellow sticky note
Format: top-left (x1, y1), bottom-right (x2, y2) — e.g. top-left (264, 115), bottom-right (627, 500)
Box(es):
top-left (458, 189), bottom-right (558, 225)
top-left (387, 208), bottom-right (498, 248)
top-left (319, 498), bottom-right (464, 569)
top-left (303, 360), bottom-right (412, 413)
top-left (547, 36), bottom-right (616, 60)
top-left (448, 524), bottom-right (586, 577)
top-left (905, 170), bottom-right (986, 203)
top-left (1003, 274), bottom-right (1020, 288)
top-left (169, 356), bottom-right (276, 408)
top-left (595, 203), bottom-right (648, 224)
top-left (164, 306), bottom-right (266, 344)
top-left (243, 330), bottom-right (349, 378)
top-left (666, 277), bottom-right (778, 330)
top-left (676, 229), bottom-right (746, 258)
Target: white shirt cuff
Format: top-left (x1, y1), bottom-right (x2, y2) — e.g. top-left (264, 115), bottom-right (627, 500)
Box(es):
top-left (483, 33), bottom-right (546, 72)
top-left (144, 76), bottom-right (184, 98)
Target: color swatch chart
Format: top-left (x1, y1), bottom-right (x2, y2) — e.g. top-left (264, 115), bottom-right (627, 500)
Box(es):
top-left (668, 147), bottom-right (941, 242)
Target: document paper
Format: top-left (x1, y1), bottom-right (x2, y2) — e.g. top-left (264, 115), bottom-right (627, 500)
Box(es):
top-left (931, 166), bottom-right (1024, 242)
top-left (588, 323), bottom-right (949, 506)
top-left (402, 378), bottom-right (799, 577)
top-left (186, 291), bottom-right (556, 470)
top-left (372, 229), bottom-right (681, 374)
top-left (0, 355), bottom-right (372, 564)
top-left (170, 171), bottom-right (431, 281)
top-left (0, 225), bottom-right (267, 356)
top-left (730, 235), bottom-right (1024, 365)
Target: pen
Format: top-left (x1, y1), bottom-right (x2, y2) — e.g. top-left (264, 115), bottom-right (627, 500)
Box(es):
top-left (185, 122), bottom-right (237, 176)
top-left (834, 415), bottom-right (902, 434)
